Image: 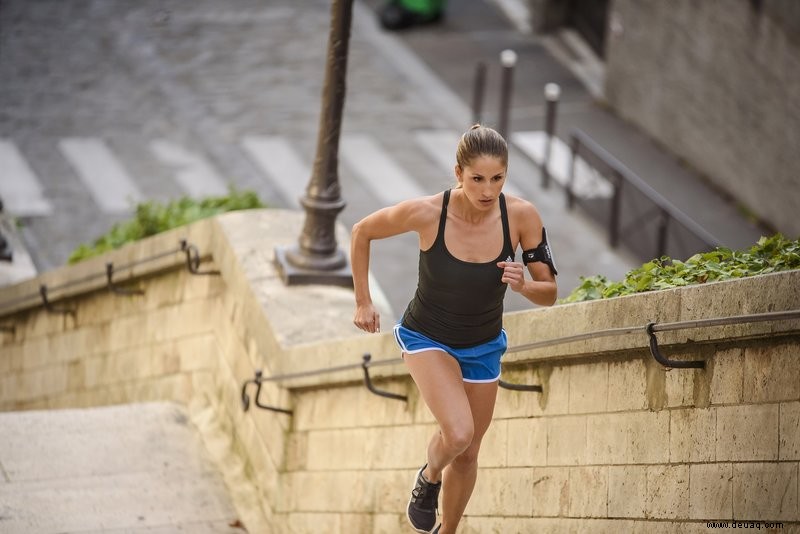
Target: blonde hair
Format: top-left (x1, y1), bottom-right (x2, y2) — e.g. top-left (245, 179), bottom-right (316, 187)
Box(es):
top-left (455, 124), bottom-right (508, 173)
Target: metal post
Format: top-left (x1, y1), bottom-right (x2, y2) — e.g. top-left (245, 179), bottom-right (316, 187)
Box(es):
top-left (541, 82), bottom-right (560, 189)
top-left (656, 210), bottom-right (670, 258)
top-left (566, 134), bottom-right (577, 209)
top-left (274, 0), bottom-right (354, 287)
top-left (609, 172), bottom-right (622, 248)
top-left (497, 49), bottom-right (517, 139)
top-left (0, 198), bottom-right (12, 262)
top-left (471, 61), bottom-right (487, 124)
top-left (0, 230), bottom-right (9, 262)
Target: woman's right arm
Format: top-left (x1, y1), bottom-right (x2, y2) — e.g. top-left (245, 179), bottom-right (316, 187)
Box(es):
top-left (351, 198), bottom-right (433, 333)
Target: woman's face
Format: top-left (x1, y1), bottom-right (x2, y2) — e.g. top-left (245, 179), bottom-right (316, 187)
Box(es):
top-left (455, 155), bottom-right (507, 210)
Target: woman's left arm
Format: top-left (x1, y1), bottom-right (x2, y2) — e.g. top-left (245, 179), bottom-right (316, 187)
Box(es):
top-left (497, 199), bottom-right (558, 306)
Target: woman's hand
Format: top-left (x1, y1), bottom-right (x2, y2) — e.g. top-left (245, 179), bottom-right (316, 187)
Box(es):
top-left (497, 260), bottom-right (526, 293)
top-left (353, 302), bottom-right (381, 333)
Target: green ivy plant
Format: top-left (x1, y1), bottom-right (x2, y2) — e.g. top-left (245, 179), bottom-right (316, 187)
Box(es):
top-left (560, 234), bottom-right (800, 303)
top-left (67, 188), bottom-right (265, 264)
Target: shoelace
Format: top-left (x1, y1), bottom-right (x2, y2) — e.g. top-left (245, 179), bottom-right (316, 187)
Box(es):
top-left (412, 478), bottom-right (440, 509)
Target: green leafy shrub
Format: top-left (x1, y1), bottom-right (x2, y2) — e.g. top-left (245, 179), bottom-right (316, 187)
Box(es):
top-left (67, 188), bottom-right (265, 264)
top-left (560, 234), bottom-right (800, 303)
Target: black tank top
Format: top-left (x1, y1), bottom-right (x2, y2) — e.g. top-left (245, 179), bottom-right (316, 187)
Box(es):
top-left (401, 189), bottom-right (515, 348)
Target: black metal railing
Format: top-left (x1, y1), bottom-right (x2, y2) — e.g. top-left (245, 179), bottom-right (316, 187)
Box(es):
top-left (240, 352), bottom-right (546, 414)
top-left (239, 309), bottom-right (800, 414)
top-left (566, 129), bottom-right (721, 261)
top-left (0, 239), bottom-right (217, 319)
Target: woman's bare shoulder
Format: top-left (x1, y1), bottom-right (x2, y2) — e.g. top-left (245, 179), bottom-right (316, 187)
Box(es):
top-left (504, 193), bottom-right (543, 224)
top-left (396, 192), bottom-right (444, 223)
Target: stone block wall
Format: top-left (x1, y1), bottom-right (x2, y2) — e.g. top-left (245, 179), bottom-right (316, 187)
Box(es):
top-left (0, 210), bottom-right (798, 533)
top-left (604, 0), bottom-right (800, 236)
top-left (283, 338), bottom-right (799, 533)
top-left (0, 263), bottom-right (222, 411)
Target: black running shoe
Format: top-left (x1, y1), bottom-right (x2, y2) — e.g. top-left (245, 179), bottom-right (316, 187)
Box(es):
top-left (407, 464), bottom-right (441, 533)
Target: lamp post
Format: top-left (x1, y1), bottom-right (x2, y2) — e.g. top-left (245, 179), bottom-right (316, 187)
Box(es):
top-left (274, 0), bottom-right (354, 287)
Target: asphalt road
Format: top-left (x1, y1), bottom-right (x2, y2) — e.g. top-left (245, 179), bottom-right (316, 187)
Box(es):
top-left (0, 0), bottom-right (641, 319)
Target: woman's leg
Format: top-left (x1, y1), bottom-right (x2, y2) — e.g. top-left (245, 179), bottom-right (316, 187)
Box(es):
top-left (404, 350), bottom-right (475, 482)
top-left (439, 380), bottom-right (499, 534)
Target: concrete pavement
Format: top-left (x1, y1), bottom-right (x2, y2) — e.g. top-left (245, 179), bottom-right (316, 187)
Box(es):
top-left (0, 403), bottom-right (244, 533)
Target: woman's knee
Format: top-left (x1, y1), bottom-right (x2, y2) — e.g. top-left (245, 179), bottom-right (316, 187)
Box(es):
top-left (441, 423), bottom-right (474, 453)
top-left (452, 442), bottom-right (481, 468)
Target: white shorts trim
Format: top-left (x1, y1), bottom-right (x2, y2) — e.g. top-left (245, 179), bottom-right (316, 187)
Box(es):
top-left (393, 325), bottom-right (448, 356)
top-left (463, 374), bottom-right (501, 384)
top-left (393, 324), bottom-right (502, 382)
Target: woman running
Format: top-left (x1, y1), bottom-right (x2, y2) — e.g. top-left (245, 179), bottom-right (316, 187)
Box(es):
top-left (351, 125), bottom-right (558, 533)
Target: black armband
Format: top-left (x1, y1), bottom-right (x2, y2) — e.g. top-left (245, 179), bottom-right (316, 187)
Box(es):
top-left (522, 227), bottom-right (558, 276)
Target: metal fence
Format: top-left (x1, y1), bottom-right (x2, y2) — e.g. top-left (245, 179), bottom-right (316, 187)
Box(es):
top-left (566, 129), bottom-right (721, 261)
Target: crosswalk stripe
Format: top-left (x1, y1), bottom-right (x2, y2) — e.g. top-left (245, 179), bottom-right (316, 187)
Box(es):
top-left (6, 132), bottom-right (608, 220)
top-left (149, 139), bottom-right (229, 198)
top-left (340, 134), bottom-right (425, 207)
top-left (241, 136), bottom-right (308, 209)
top-left (58, 138), bottom-right (144, 212)
top-left (511, 131), bottom-right (613, 198)
top-left (413, 129), bottom-right (525, 198)
top-left (0, 140), bottom-right (53, 216)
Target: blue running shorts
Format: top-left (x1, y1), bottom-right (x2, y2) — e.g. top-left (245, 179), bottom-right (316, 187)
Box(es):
top-left (393, 324), bottom-right (507, 383)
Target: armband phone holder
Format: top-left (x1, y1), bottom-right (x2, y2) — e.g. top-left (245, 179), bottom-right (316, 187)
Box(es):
top-left (522, 227), bottom-right (558, 276)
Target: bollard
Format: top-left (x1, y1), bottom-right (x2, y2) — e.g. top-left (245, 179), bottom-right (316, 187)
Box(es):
top-left (541, 82), bottom-right (561, 189)
top-left (0, 198), bottom-right (11, 262)
top-left (656, 209), bottom-right (670, 258)
top-left (497, 49), bottom-right (517, 139)
top-left (471, 61), bottom-right (487, 125)
top-left (0, 232), bottom-right (10, 262)
top-left (609, 172), bottom-right (623, 248)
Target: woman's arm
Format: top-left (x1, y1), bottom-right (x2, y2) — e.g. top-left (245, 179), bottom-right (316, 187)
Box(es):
top-left (497, 198), bottom-right (558, 306)
top-left (351, 197), bottom-right (437, 332)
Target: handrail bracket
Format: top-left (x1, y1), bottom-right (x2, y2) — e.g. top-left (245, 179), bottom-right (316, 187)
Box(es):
top-left (106, 262), bottom-right (145, 296)
top-left (181, 239), bottom-right (220, 276)
top-left (39, 285), bottom-right (75, 316)
top-left (499, 380), bottom-right (543, 392)
top-left (241, 370), bottom-right (293, 415)
top-left (646, 322), bottom-right (705, 369)
top-left (362, 353), bottom-right (407, 402)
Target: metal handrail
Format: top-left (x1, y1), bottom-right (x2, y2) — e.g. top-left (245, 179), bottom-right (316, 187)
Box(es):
top-left (509, 309), bottom-right (800, 355)
top-left (0, 239), bottom-right (213, 317)
top-left (507, 324), bottom-right (641, 354)
top-left (567, 129), bottom-right (721, 256)
top-left (239, 309), bottom-right (800, 413)
top-left (650, 309), bottom-right (800, 332)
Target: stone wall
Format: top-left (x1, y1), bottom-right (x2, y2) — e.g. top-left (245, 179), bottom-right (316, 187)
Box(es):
top-left (283, 269), bottom-right (800, 532)
top-left (286, 341), bottom-right (800, 532)
top-left (0, 210), bottom-right (798, 533)
top-left (603, 0), bottom-right (800, 237)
